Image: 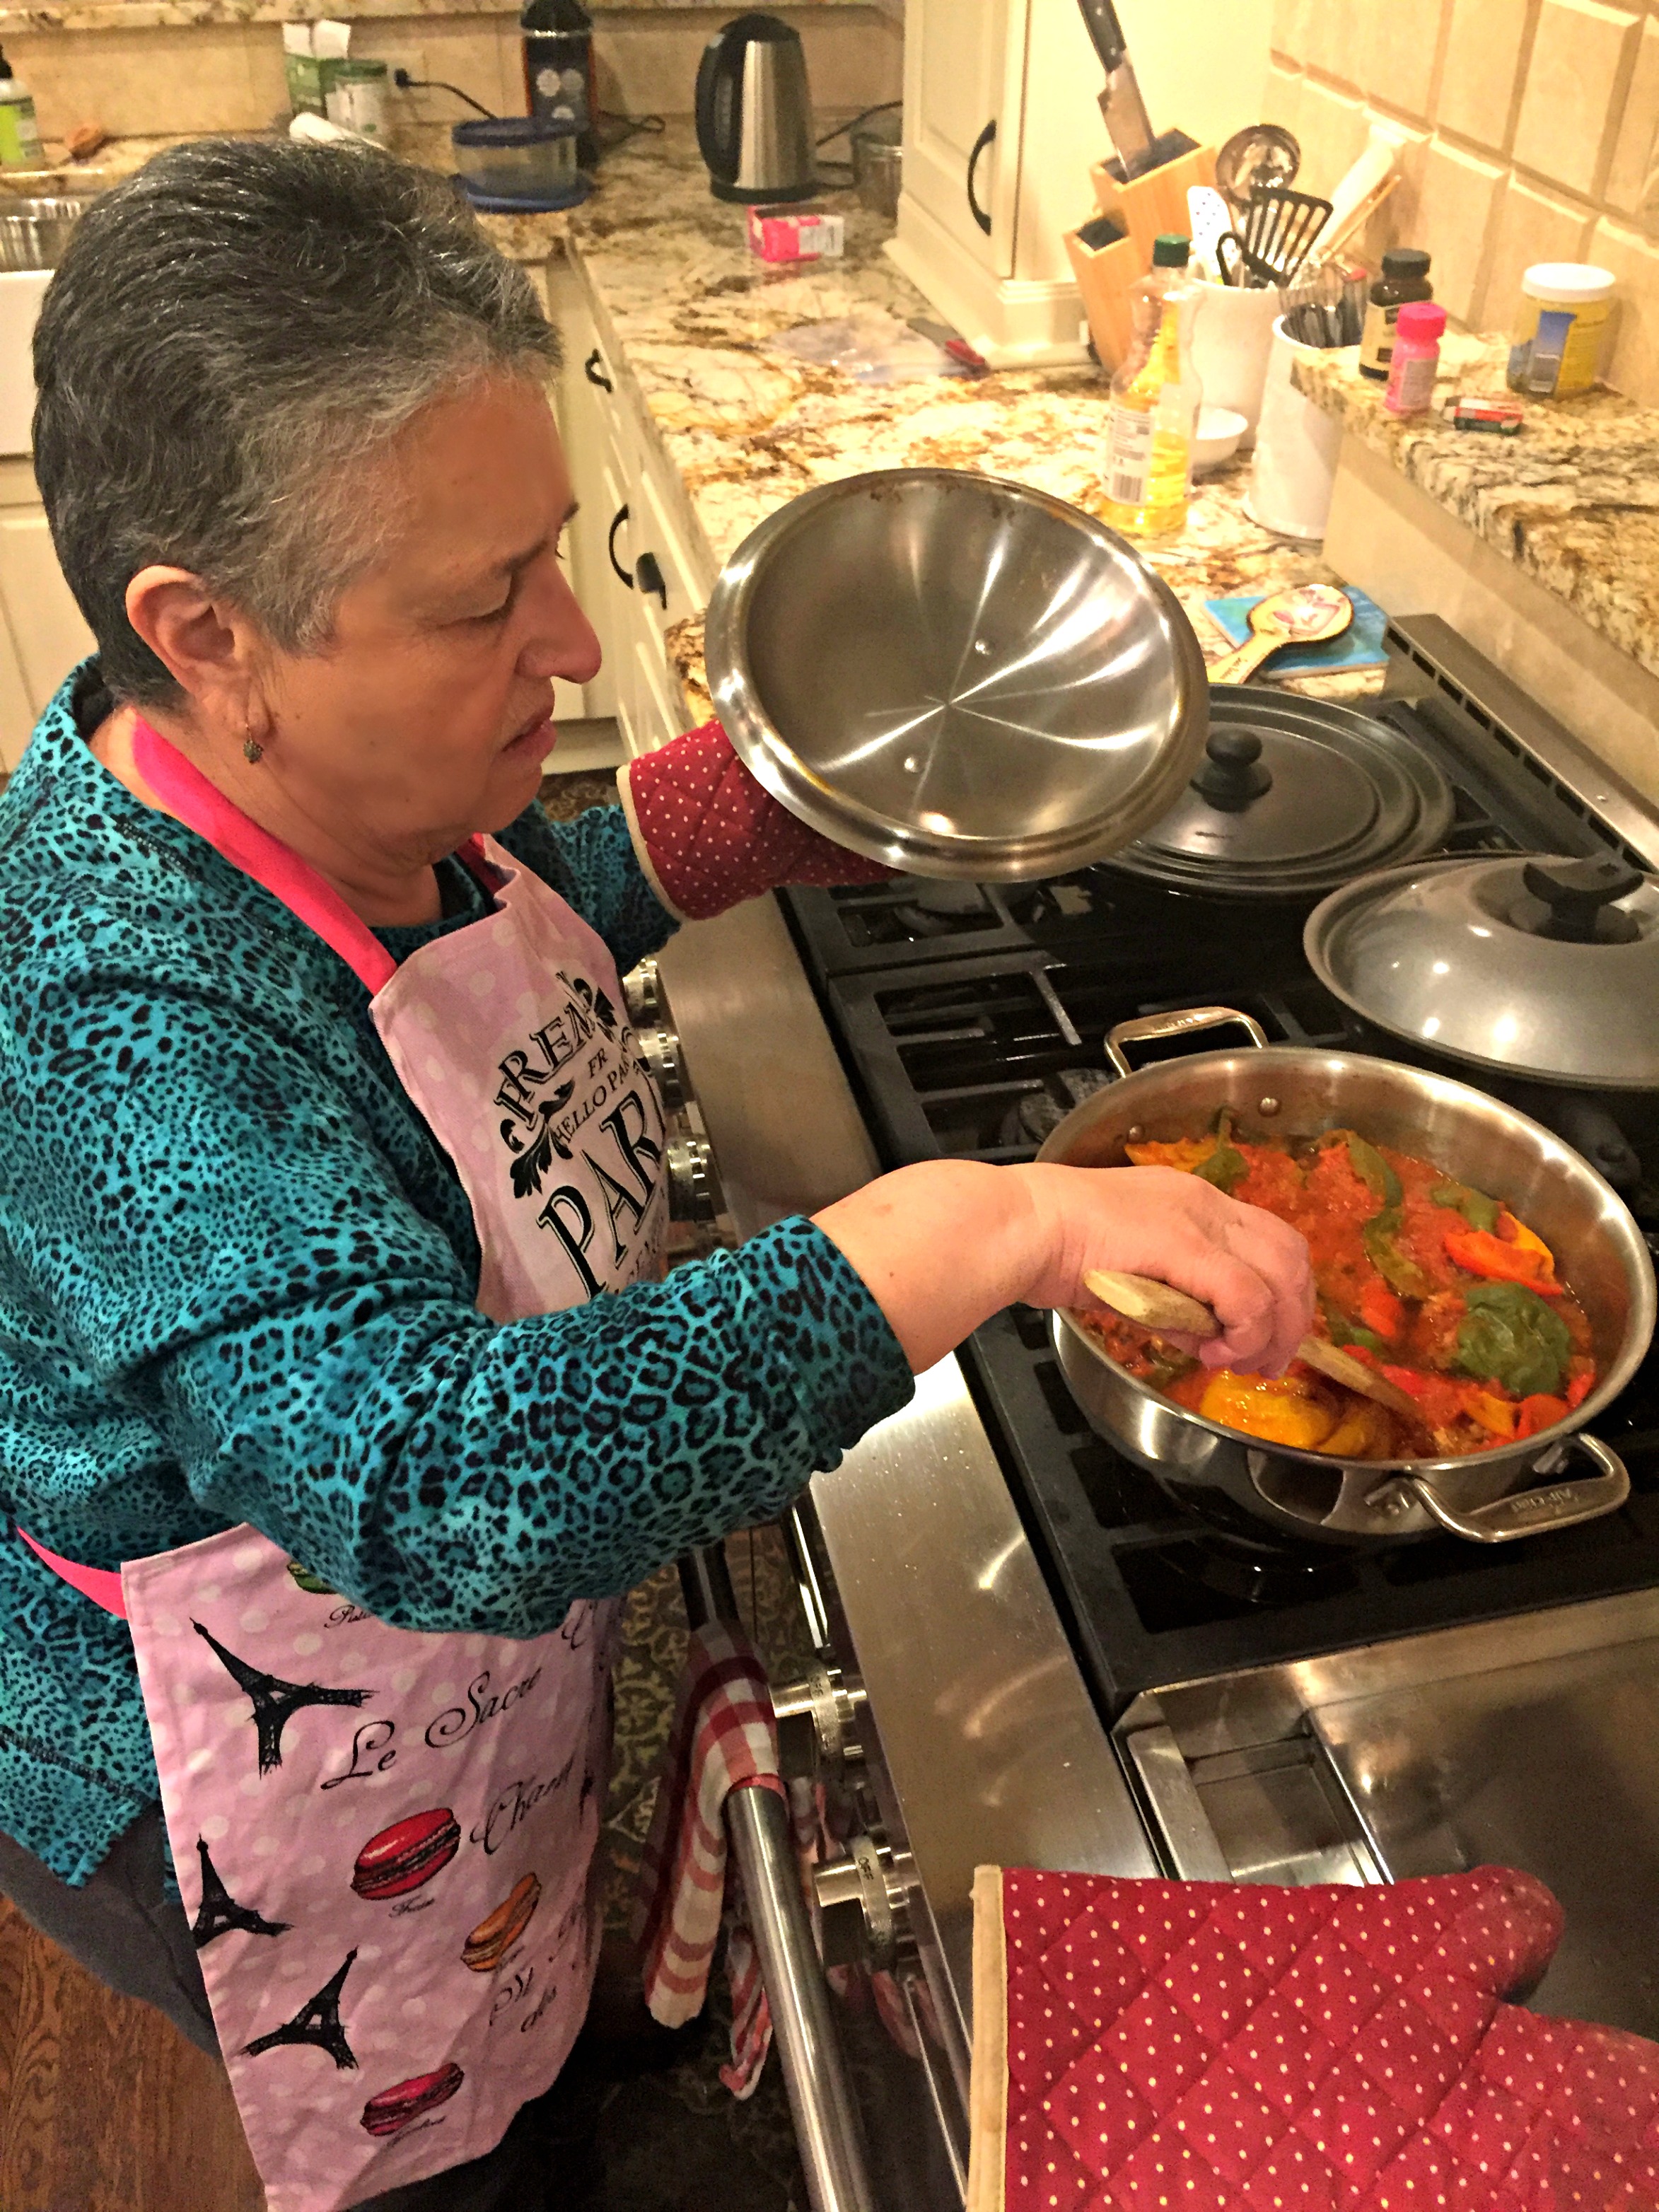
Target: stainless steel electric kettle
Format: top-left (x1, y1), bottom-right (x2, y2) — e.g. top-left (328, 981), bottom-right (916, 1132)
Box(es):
top-left (694, 13), bottom-right (817, 204)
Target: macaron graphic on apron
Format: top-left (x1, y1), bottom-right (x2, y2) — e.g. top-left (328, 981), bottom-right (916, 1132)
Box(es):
top-left (21, 721), bottom-right (669, 2211)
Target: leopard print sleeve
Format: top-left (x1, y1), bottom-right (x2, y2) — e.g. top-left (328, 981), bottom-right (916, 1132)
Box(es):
top-left (494, 798), bottom-right (680, 978)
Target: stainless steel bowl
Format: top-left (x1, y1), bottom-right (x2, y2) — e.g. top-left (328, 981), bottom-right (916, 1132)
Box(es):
top-left (0, 197), bottom-right (91, 272)
top-left (704, 469), bottom-right (1210, 881)
top-left (1037, 1006), bottom-right (1655, 1549)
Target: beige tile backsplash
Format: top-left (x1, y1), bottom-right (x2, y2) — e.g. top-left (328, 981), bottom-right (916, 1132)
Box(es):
top-left (1269, 0), bottom-right (1659, 402)
top-left (5, 5), bottom-right (898, 144)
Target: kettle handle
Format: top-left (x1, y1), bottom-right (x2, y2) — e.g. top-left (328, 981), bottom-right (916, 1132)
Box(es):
top-left (696, 24), bottom-right (745, 185)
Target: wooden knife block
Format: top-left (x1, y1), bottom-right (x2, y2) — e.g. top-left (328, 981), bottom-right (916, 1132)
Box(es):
top-left (1066, 143), bottom-right (1216, 373)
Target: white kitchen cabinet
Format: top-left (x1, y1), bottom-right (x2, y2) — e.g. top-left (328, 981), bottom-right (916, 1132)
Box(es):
top-left (0, 457), bottom-right (93, 772)
top-left (547, 257), bottom-right (714, 761)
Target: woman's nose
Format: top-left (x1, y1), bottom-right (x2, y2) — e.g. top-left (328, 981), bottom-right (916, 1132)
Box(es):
top-left (516, 561), bottom-right (603, 687)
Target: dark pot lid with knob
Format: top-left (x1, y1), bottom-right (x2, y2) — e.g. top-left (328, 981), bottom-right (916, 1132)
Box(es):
top-left (1305, 851), bottom-right (1659, 1090)
top-left (1104, 688), bottom-right (1455, 897)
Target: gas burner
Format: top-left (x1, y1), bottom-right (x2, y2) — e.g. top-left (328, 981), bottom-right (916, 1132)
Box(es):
top-left (999, 1069), bottom-right (1113, 1150)
top-left (1162, 1534), bottom-right (1356, 1608)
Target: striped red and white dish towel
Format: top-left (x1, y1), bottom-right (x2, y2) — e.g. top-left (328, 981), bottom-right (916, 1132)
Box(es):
top-left (635, 1619), bottom-right (789, 2097)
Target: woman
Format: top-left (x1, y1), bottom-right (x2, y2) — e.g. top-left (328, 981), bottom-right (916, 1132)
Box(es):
top-left (0, 140), bottom-right (1312, 2208)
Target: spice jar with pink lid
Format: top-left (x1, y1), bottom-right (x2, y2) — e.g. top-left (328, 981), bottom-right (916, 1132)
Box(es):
top-left (1384, 299), bottom-right (1446, 417)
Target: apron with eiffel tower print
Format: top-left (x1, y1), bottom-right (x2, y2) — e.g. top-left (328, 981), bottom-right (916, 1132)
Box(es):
top-left (25, 720), bottom-right (670, 2212)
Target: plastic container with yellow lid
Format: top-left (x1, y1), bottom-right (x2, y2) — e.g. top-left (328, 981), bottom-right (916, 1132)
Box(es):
top-left (1507, 263), bottom-right (1615, 398)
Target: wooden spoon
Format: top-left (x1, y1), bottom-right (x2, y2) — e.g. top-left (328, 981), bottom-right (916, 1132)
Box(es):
top-left (1081, 1267), bottom-right (1429, 1431)
top-left (1206, 583), bottom-right (1354, 687)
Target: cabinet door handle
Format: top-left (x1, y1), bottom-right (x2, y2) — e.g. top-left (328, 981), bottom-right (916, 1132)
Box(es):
top-left (607, 503), bottom-right (634, 588)
top-left (966, 118), bottom-right (996, 236)
top-left (583, 348), bottom-right (613, 392)
top-left (634, 550), bottom-right (668, 610)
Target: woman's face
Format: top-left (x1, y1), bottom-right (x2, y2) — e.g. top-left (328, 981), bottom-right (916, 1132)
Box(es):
top-left (259, 374), bottom-right (602, 863)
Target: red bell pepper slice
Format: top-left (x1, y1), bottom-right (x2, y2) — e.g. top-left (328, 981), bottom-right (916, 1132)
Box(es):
top-left (1516, 1392), bottom-right (1569, 1439)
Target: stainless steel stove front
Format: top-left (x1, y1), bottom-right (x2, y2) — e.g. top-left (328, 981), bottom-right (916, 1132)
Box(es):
top-left (1114, 1587), bottom-right (1659, 2037)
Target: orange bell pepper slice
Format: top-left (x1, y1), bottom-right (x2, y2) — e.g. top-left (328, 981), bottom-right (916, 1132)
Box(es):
top-left (1566, 1366), bottom-right (1595, 1410)
top-left (1443, 1223), bottom-right (1562, 1294)
top-left (1516, 1392), bottom-right (1569, 1439)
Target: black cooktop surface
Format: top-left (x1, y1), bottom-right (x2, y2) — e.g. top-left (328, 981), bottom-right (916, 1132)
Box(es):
top-left (781, 621), bottom-right (1659, 1717)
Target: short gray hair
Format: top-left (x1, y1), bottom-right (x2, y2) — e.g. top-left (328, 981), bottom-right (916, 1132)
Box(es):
top-left (33, 136), bottom-right (559, 705)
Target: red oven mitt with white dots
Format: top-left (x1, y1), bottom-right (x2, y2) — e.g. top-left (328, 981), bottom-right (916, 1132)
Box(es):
top-left (617, 719), bottom-right (897, 922)
top-left (967, 1863), bottom-right (1659, 2212)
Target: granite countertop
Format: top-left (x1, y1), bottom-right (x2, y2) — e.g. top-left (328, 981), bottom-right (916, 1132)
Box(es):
top-left (564, 127), bottom-right (1382, 716)
top-left (1293, 336), bottom-right (1659, 687)
top-left (0, 0), bottom-right (872, 32)
top-left (16, 122), bottom-right (1382, 712)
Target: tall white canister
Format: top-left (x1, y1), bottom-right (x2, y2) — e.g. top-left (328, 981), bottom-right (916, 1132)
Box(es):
top-left (1247, 316), bottom-right (1343, 541)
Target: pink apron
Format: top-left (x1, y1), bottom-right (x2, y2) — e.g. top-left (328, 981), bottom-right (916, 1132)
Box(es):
top-left (24, 721), bottom-right (669, 2212)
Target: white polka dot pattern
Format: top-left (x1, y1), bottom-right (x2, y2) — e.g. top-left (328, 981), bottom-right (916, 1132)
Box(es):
top-left (989, 1865), bottom-right (1659, 2211)
top-left (621, 720), bottom-right (896, 921)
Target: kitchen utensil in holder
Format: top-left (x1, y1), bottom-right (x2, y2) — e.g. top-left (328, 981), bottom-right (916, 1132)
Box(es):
top-left (1066, 143), bottom-right (1216, 371)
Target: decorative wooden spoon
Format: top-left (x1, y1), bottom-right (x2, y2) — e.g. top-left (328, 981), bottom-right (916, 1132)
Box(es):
top-left (1206, 583), bottom-right (1354, 687)
top-left (1081, 1267), bottom-right (1429, 1431)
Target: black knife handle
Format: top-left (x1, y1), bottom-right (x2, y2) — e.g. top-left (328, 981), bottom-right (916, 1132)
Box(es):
top-left (1076, 0), bottom-right (1128, 69)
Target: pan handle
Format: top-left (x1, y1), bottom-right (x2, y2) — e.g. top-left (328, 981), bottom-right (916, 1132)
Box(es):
top-left (1105, 1004), bottom-right (1269, 1079)
top-left (1375, 1434), bottom-right (1630, 1544)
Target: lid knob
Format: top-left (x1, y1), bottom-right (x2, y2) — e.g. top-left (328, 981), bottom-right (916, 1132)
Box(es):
top-left (1515, 855), bottom-right (1643, 944)
top-left (1191, 728), bottom-right (1274, 813)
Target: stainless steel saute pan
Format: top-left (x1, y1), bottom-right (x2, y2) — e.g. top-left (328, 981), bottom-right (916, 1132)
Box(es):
top-left (1037, 1007), bottom-right (1655, 1549)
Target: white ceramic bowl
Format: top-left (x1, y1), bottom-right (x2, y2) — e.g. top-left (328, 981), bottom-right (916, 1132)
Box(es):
top-left (1192, 405), bottom-right (1249, 475)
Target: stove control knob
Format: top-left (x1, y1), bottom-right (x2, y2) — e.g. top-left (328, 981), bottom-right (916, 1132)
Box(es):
top-left (774, 1663), bottom-right (868, 1783)
top-left (622, 959), bottom-right (663, 1028)
top-left (667, 1137), bottom-right (722, 1225)
top-left (814, 1834), bottom-right (914, 1972)
top-left (636, 1027), bottom-right (686, 1111)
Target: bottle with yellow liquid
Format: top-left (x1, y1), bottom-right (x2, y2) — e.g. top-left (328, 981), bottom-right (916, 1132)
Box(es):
top-left (1102, 233), bottom-right (1201, 539)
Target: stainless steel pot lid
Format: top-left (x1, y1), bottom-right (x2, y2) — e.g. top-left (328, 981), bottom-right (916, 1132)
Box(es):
top-left (703, 469), bottom-right (1209, 882)
top-left (1105, 690), bottom-right (1455, 896)
top-left (1306, 852), bottom-right (1659, 1089)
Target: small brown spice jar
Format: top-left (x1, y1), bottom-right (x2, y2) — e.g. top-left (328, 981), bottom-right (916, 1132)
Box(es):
top-left (1359, 248), bottom-right (1433, 380)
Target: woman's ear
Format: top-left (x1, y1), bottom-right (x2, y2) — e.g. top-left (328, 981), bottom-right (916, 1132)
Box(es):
top-left (124, 566), bottom-right (265, 730)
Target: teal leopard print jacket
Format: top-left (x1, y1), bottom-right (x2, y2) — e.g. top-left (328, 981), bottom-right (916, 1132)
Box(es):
top-left (0, 668), bottom-right (912, 1883)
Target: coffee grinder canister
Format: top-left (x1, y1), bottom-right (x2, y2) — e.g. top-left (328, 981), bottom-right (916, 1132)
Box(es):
top-left (520, 0), bottom-right (597, 168)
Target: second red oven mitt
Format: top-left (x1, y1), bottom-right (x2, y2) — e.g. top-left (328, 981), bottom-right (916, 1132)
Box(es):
top-left (617, 719), bottom-right (897, 921)
top-left (967, 1863), bottom-right (1659, 2211)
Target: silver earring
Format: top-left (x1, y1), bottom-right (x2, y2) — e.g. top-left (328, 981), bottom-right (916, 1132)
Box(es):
top-left (243, 733), bottom-right (264, 765)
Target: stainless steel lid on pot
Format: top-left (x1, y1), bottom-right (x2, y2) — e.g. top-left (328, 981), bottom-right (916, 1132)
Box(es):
top-left (704, 468), bottom-right (1209, 882)
top-left (1306, 852), bottom-right (1659, 1090)
top-left (1104, 690), bottom-right (1455, 897)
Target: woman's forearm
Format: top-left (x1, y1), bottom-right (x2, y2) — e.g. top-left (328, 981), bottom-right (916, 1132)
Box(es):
top-left (815, 1158), bottom-right (1317, 1380)
top-left (813, 1162), bottom-right (1042, 1373)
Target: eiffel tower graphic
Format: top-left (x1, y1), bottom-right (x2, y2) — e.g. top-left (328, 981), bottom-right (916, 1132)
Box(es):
top-left (190, 1836), bottom-right (291, 1950)
top-left (193, 1620), bottom-right (371, 1774)
top-left (244, 1948), bottom-right (359, 2070)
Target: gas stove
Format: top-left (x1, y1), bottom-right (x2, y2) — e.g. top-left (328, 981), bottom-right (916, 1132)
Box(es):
top-left (779, 615), bottom-right (1659, 1723)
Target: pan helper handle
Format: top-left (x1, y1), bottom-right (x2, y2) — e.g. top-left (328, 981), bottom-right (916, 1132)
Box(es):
top-left (618, 720), bottom-right (897, 921)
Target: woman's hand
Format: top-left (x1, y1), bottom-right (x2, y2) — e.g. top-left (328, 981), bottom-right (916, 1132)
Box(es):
top-left (813, 1159), bottom-right (1315, 1378)
top-left (1015, 1162), bottom-right (1315, 1377)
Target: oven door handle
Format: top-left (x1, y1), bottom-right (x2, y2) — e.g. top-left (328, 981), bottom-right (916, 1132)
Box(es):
top-left (679, 1547), bottom-right (880, 2212)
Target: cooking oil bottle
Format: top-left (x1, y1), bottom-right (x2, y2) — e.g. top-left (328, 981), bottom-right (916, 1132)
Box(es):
top-left (1102, 233), bottom-right (1201, 539)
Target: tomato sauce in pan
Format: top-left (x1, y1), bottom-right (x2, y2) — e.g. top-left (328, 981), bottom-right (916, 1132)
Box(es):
top-left (1081, 1124), bottom-right (1597, 1460)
